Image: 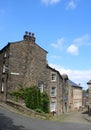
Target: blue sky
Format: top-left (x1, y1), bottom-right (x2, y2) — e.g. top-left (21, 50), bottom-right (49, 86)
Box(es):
top-left (0, 0), bottom-right (91, 90)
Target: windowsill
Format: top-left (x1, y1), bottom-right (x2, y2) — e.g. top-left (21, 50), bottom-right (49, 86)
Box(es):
top-left (51, 80), bottom-right (56, 82)
top-left (50, 95), bottom-right (56, 97)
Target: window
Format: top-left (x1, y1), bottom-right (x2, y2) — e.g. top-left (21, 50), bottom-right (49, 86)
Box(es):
top-left (3, 65), bottom-right (6, 73)
top-left (38, 83), bottom-right (44, 93)
top-left (51, 73), bottom-right (56, 82)
top-left (4, 52), bottom-right (7, 58)
top-left (1, 78), bottom-right (4, 93)
top-left (50, 87), bottom-right (56, 97)
top-left (50, 102), bottom-right (56, 112)
top-left (2, 64), bottom-right (8, 73)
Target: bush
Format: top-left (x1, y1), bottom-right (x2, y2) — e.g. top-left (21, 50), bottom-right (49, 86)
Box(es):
top-left (10, 85), bottom-right (50, 113)
top-left (35, 108), bottom-right (44, 113)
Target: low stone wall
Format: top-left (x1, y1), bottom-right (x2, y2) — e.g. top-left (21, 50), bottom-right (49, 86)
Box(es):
top-left (6, 99), bottom-right (47, 119)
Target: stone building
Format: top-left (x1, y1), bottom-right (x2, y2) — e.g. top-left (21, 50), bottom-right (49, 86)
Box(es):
top-left (61, 74), bottom-right (82, 112)
top-left (67, 80), bottom-right (82, 111)
top-left (0, 32), bottom-right (64, 115)
top-left (87, 80), bottom-right (91, 113)
top-left (62, 74), bottom-right (69, 113)
top-left (46, 65), bottom-right (63, 115)
top-left (0, 32), bottom-right (48, 101)
top-left (0, 32), bottom-right (83, 115)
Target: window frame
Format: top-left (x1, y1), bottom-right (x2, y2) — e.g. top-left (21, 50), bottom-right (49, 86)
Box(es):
top-left (51, 73), bottom-right (57, 82)
top-left (38, 82), bottom-right (44, 93)
top-left (50, 101), bottom-right (56, 112)
top-left (1, 78), bottom-right (4, 93)
top-left (50, 86), bottom-right (56, 97)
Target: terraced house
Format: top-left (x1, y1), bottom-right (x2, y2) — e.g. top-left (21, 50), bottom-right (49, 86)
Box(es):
top-left (0, 32), bottom-right (82, 115)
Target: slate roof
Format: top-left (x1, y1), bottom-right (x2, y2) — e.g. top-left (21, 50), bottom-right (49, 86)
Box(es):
top-left (67, 79), bottom-right (82, 89)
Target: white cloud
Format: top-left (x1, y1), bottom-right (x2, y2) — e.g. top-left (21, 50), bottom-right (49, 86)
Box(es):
top-left (51, 38), bottom-right (64, 50)
top-left (66, 0), bottom-right (77, 10)
top-left (49, 63), bottom-right (91, 89)
top-left (50, 55), bottom-right (61, 59)
top-left (67, 44), bottom-right (78, 55)
top-left (41, 0), bottom-right (60, 5)
top-left (73, 34), bottom-right (91, 46)
top-left (66, 34), bottom-right (91, 56)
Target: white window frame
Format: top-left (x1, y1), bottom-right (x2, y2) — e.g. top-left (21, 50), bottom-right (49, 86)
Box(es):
top-left (3, 65), bottom-right (6, 73)
top-left (39, 83), bottom-right (44, 93)
top-left (50, 101), bottom-right (56, 112)
top-left (4, 52), bottom-right (7, 58)
top-left (51, 73), bottom-right (56, 82)
top-left (1, 79), bottom-right (4, 92)
top-left (50, 86), bottom-right (56, 97)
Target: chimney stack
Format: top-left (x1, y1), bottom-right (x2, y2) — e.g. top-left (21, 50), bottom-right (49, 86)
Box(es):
top-left (23, 31), bottom-right (35, 43)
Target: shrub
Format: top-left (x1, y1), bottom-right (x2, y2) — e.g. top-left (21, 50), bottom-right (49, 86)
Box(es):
top-left (10, 85), bottom-right (50, 113)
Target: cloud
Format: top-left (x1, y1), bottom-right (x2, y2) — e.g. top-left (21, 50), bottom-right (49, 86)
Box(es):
top-left (41, 0), bottom-right (60, 5)
top-left (66, 34), bottom-right (91, 55)
top-left (51, 38), bottom-right (64, 50)
top-left (50, 55), bottom-right (61, 60)
top-left (49, 63), bottom-right (91, 89)
top-left (66, 0), bottom-right (77, 10)
top-left (73, 34), bottom-right (91, 46)
top-left (67, 44), bottom-right (78, 55)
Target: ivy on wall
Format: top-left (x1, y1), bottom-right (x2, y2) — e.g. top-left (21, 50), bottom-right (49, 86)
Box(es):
top-left (10, 86), bottom-right (50, 113)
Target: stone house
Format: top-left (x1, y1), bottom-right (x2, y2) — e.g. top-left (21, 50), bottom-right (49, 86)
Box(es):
top-left (87, 80), bottom-right (91, 113)
top-left (0, 32), bottom-right (64, 115)
top-left (0, 32), bottom-right (83, 115)
top-left (0, 32), bottom-right (48, 101)
top-left (82, 89), bottom-right (88, 108)
top-left (46, 65), bottom-right (63, 115)
top-left (67, 79), bottom-right (82, 111)
top-left (61, 74), bottom-right (69, 113)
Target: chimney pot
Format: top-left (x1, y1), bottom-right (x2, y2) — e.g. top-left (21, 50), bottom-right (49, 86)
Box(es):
top-left (25, 31), bottom-right (28, 35)
top-left (32, 33), bottom-right (34, 37)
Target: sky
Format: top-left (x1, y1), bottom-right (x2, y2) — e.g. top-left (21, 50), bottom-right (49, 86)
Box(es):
top-left (0, 0), bottom-right (91, 90)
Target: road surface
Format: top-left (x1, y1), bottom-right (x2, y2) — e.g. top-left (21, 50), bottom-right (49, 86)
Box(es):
top-left (0, 106), bottom-right (91, 130)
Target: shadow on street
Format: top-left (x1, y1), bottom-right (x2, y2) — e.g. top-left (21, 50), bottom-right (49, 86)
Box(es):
top-left (82, 110), bottom-right (91, 117)
top-left (0, 113), bottom-right (28, 130)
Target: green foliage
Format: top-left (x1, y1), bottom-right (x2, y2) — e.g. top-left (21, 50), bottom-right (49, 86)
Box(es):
top-left (10, 86), bottom-right (50, 113)
top-left (35, 108), bottom-right (44, 113)
top-left (41, 92), bottom-right (50, 113)
top-left (25, 86), bottom-right (42, 110)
